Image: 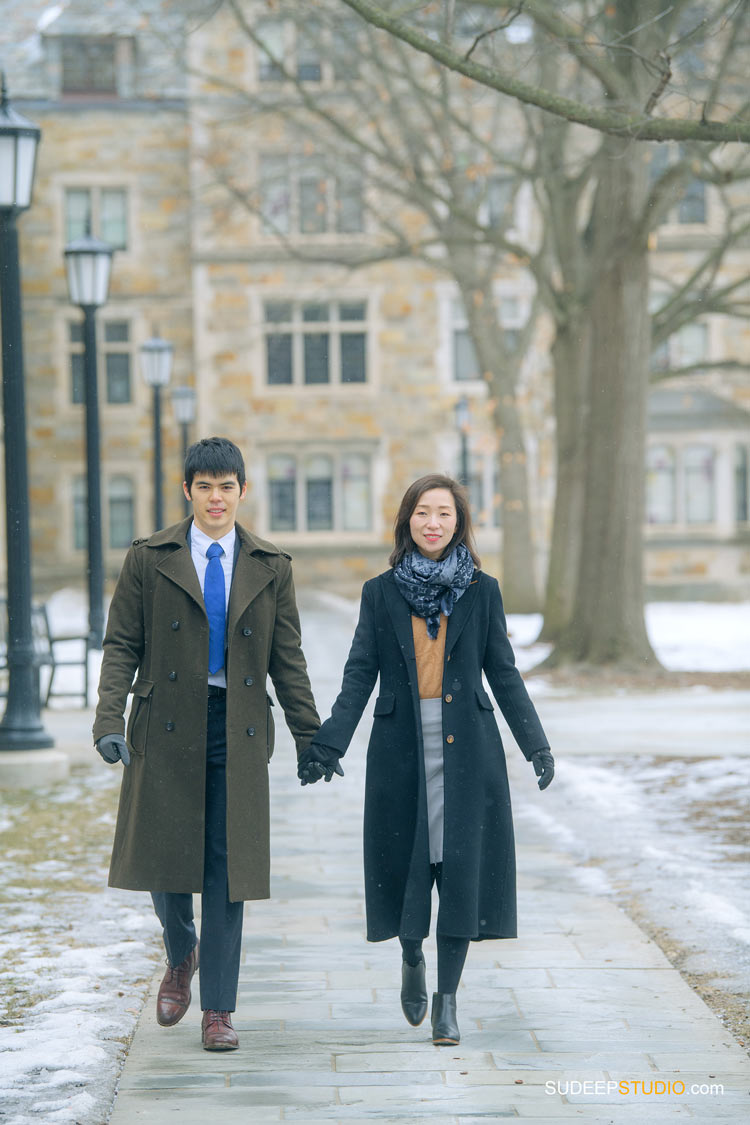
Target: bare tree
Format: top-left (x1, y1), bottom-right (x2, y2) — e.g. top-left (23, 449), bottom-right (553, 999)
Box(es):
top-left (335, 0), bottom-right (750, 667)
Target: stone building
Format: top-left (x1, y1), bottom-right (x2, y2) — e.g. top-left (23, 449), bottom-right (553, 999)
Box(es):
top-left (1, 0), bottom-right (748, 601)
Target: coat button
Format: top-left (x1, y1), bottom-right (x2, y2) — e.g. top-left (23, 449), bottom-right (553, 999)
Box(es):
top-left (171, 620), bottom-right (180, 630)
top-left (242, 627), bottom-right (252, 636)
top-left (244, 677), bottom-right (254, 686)
top-left (168, 671), bottom-right (177, 681)
top-left (247, 727), bottom-right (255, 736)
top-left (165, 721), bottom-right (175, 732)
top-left (446, 734), bottom-right (455, 744)
top-left (444, 693), bottom-right (453, 703)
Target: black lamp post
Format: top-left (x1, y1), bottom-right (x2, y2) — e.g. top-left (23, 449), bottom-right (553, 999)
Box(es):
top-left (0, 77), bottom-right (53, 750)
top-left (64, 232), bottom-right (114, 650)
top-left (171, 385), bottom-right (197, 517)
top-left (455, 395), bottom-right (470, 486)
top-left (140, 332), bottom-right (173, 531)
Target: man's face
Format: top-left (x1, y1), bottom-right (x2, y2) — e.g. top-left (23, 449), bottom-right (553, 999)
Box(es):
top-left (184, 473), bottom-right (247, 540)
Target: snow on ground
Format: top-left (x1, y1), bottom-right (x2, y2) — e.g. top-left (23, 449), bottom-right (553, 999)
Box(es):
top-left (0, 771), bottom-right (162, 1124)
top-left (0, 591), bottom-right (748, 1122)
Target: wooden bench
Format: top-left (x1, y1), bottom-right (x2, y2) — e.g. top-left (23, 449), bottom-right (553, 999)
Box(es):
top-left (0, 599), bottom-right (90, 708)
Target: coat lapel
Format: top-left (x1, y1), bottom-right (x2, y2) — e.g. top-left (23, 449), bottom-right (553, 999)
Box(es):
top-left (382, 572), bottom-right (417, 667)
top-left (156, 542), bottom-right (204, 609)
top-left (445, 577), bottom-right (480, 656)
top-left (226, 536), bottom-right (276, 637)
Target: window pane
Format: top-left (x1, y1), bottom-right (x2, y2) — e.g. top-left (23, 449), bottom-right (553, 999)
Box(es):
top-left (678, 322), bottom-right (708, 366)
top-left (684, 444), bottom-right (715, 523)
top-left (73, 477), bottom-right (87, 550)
top-left (68, 321), bottom-right (84, 344)
top-left (303, 334), bottom-right (329, 383)
top-left (454, 328), bottom-right (479, 381)
top-left (306, 455), bottom-right (333, 530)
top-left (336, 175), bottom-right (364, 233)
top-left (678, 178), bottom-right (706, 224)
top-left (257, 21), bottom-right (285, 81)
top-left (65, 188), bottom-right (91, 242)
top-left (302, 302), bottom-right (329, 322)
top-left (339, 301), bottom-right (366, 321)
top-left (71, 353), bottom-right (84, 404)
top-left (646, 445), bottom-right (676, 524)
top-left (109, 477), bottom-right (134, 549)
top-left (341, 333), bottom-right (366, 383)
top-left (61, 37), bottom-right (116, 94)
top-left (100, 189), bottom-right (128, 249)
top-left (266, 333), bottom-right (293, 384)
top-left (299, 169), bottom-right (328, 233)
top-left (332, 24), bottom-right (360, 81)
top-left (104, 320), bottom-right (129, 343)
top-left (342, 453), bottom-right (370, 530)
top-left (259, 156), bottom-right (290, 234)
top-left (106, 353), bottom-right (131, 403)
top-left (268, 455), bottom-right (297, 531)
top-left (264, 301), bottom-right (293, 323)
top-left (296, 25), bottom-right (322, 81)
top-left (487, 176), bottom-right (513, 228)
top-left (736, 446), bottom-right (749, 524)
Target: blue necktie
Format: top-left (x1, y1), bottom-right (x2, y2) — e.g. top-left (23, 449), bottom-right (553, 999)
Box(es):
top-left (205, 542), bottom-right (226, 675)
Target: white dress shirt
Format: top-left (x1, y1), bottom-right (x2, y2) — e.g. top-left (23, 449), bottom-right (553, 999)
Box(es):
top-left (190, 521), bottom-right (236, 687)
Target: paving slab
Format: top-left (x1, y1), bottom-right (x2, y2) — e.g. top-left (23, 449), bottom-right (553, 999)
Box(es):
top-left (107, 692), bottom-right (750, 1124)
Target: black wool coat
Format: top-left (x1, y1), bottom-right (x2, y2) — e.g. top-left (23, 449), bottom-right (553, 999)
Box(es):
top-left (313, 569), bottom-right (549, 942)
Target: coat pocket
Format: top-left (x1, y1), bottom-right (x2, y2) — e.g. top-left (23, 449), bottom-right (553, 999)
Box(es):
top-left (126, 678), bottom-right (154, 755)
top-left (475, 686), bottom-right (494, 711)
top-left (373, 692), bottom-right (396, 716)
top-left (266, 693), bottom-right (275, 762)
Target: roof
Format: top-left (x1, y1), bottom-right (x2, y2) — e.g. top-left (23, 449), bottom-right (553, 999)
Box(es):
top-left (648, 388), bottom-right (750, 432)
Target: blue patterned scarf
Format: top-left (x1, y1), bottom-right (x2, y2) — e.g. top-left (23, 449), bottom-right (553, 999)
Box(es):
top-left (393, 543), bottom-right (474, 639)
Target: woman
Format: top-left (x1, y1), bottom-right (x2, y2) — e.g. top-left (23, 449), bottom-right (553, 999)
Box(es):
top-left (298, 474), bottom-right (554, 1046)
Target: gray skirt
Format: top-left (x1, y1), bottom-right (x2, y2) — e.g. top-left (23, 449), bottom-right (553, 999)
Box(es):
top-left (420, 697), bottom-right (444, 864)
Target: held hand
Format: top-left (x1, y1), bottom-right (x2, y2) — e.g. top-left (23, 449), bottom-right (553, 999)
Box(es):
top-left (531, 749), bottom-right (554, 790)
top-left (297, 744), bottom-right (344, 786)
top-left (96, 734), bottom-right (131, 767)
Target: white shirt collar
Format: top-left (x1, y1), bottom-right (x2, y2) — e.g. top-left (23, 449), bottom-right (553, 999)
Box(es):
top-left (190, 521), bottom-right (236, 559)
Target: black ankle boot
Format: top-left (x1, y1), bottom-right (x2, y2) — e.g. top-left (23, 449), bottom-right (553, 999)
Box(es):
top-left (400, 957), bottom-right (428, 1026)
top-left (431, 992), bottom-right (459, 1045)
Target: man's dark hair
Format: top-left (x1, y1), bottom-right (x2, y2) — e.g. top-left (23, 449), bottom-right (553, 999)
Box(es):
top-left (184, 437), bottom-right (246, 491)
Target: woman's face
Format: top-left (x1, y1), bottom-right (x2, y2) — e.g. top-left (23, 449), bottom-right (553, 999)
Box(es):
top-left (409, 488), bottom-right (458, 560)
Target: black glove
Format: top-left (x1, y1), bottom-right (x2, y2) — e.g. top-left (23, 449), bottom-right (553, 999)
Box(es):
top-left (96, 733), bottom-right (131, 767)
top-left (531, 749), bottom-right (554, 790)
top-left (297, 744), bottom-right (344, 786)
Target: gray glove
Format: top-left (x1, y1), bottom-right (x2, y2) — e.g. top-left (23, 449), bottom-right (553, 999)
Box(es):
top-left (96, 733), bottom-right (130, 767)
top-left (531, 749), bottom-right (554, 790)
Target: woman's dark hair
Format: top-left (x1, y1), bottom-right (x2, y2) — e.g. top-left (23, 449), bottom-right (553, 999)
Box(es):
top-left (389, 473), bottom-right (481, 569)
top-left (184, 437), bottom-right (246, 491)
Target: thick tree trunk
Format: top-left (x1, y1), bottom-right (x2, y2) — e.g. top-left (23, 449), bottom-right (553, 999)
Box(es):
top-left (538, 317), bottom-right (590, 641)
top-left (549, 137), bottom-right (659, 668)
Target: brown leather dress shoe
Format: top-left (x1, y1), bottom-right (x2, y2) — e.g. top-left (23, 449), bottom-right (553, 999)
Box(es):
top-left (156, 943), bottom-right (199, 1027)
top-left (201, 1009), bottom-right (239, 1051)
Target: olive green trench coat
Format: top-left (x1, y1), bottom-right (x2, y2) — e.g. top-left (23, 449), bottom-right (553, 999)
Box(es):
top-left (93, 518), bottom-right (319, 901)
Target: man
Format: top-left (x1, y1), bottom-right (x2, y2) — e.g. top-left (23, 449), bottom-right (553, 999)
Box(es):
top-left (93, 437), bottom-right (320, 1050)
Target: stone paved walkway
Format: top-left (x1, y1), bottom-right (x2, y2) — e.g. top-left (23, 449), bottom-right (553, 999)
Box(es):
top-left (108, 721), bottom-right (750, 1123)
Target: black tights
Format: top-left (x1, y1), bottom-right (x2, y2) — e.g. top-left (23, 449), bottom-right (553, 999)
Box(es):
top-left (399, 863), bottom-right (470, 995)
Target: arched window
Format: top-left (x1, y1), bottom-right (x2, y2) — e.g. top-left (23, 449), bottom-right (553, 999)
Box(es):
top-left (305, 454), bottom-right (333, 530)
top-left (108, 476), bottom-right (134, 548)
top-left (341, 453), bottom-right (371, 530)
top-left (268, 454), bottom-right (297, 532)
top-left (684, 444), bottom-right (715, 524)
top-left (73, 476), bottom-right (87, 550)
top-left (646, 445), bottom-right (676, 524)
